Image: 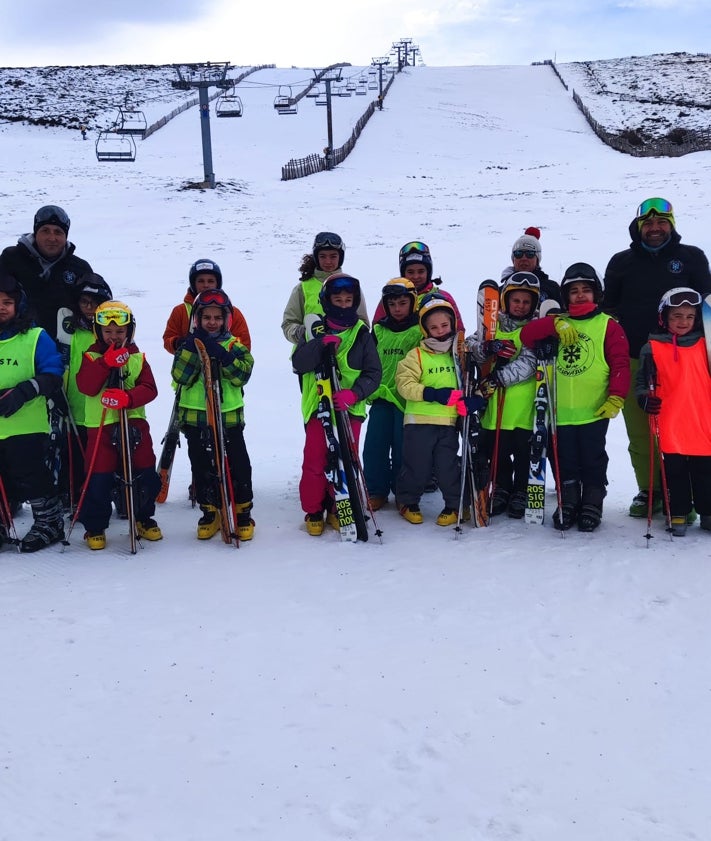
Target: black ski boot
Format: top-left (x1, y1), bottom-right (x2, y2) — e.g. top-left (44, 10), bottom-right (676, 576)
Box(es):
top-left (578, 485), bottom-right (606, 532)
top-left (553, 481), bottom-right (581, 531)
top-left (21, 496), bottom-right (65, 553)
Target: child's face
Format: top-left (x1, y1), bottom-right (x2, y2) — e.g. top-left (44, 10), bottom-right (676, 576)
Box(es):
top-left (78, 294), bottom-right (100, 319)
top-left (507, 290), bottom-right (534, 318)
top-left (194, 273), bottom-right (219, 293)
top-left (330, 291), bottom-right (354, 309)
top-left (101, 324), bottom-right (129, 345)
top-left (385, 294), bottom-right (411, 322)
top-left (200, 305), bottom-right (225, 334)
top-left (0, 292), bottom-right (16, 326)
top-left (666, 304), bottom-right (697, 336)
top-left (317, 250), bottom-right (341, 273)
top-left (404, 264), bottom-right (428, 291)
top-left (566, 282), bottom-right (595, 305)
top-left (424, 312), bottom-right (453, 339)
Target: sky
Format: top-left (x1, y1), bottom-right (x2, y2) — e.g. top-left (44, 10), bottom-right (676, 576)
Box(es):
top-left (2, 59), bottom-right (711, 840)
top-left (1, 0), bottom-right (710, 68)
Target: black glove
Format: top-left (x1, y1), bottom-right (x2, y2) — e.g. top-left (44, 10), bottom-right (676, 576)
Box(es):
top-left (0, 380), bottom-right (37, 417)
top-left (638, 393), bottom-right (662, 415)
top-left (483, 339), bottom-right (516, 359)
top-left (422, 387), bottom-right (462, 405)
top-left (456, 395), bottom-right (487, 416)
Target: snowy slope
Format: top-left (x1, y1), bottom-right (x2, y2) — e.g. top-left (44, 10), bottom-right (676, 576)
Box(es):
top-left (1, 63), bottom-right (711, 841)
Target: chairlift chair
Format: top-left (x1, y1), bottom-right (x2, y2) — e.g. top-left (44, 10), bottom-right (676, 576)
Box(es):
top-left (115, 107), bottom-right (147, 136)
top-left (274, 85), bottom-right (297, 115)
top-left (356, 83), bottom-right (367, 95)
top-left (368, 79), bottom-right (378, 90)
top-left (95, 130), bottom-right (136, 162)
top-left (216, 91), bottom-right (243, 117)
top-left (306, 86), bottom-right (321, 98)
top-left (315, 92), bottom-right (327, 106)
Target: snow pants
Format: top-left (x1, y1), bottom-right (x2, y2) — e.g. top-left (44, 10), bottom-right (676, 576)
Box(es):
top-left (363, 399), bottom-right (404, 499)
top-left (396, 423), bottom-right (461, 510)
top-left (299, 414), bottom-right (362, 515)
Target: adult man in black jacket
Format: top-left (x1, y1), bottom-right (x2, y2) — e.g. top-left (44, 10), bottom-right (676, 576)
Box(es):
top-left (604, 197), bottom-right (711, 517)
top-left (0, 204), bottom-right (92, 342)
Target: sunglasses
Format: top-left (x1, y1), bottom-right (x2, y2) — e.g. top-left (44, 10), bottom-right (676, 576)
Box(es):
top-left (34, 204), bottom-right (70, 228)
top-left (399, 241), bottom-right (430, 259)
top-left (513, 250), bottom-right (537, 259)
top-left (95, 307), bottom-right (131, 327)
top-left (665, 289), bottom-right (701, 307)
top-left (637, 197), bottom-right (673, 219)
top-left (314, 232), bottom-right (344, 250)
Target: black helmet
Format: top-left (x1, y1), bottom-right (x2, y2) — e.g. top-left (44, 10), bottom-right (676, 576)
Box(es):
top-left (191, 288), bottom-right (233, 333)
top-left (319, 273), bottom-right (360, 328)
top-left (188, 259), bottom-right (223, 295)
top-left (74, 273), bottom-right (113, 306)
top-left (399, 240), bottom-right (433, 282)
top-left (560, 263), bottom-right (603, 305)
top-left (312, 232), bottom-right (345, 267)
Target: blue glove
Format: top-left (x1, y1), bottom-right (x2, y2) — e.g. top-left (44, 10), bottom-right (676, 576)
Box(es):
top-left (456, 395), bottom-right (487, 416)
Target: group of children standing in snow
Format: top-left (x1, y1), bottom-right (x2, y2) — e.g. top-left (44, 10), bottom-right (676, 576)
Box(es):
top-left (3, 207), bottom-right (711, 554)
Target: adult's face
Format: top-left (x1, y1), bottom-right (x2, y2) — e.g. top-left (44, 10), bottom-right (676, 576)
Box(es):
top-left (34, 224), bottom-right (67, 260)
top-left (640, 215), bottom-right (672, 249)
top-left (512, 252), bottom-right (538, 273)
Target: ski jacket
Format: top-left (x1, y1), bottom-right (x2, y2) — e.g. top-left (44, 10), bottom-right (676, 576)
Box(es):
top-left (372, 282), bottom-right (464, 330)
top-left (293, 321), bottom-right (381, 421)
top-left (172, 336), bottom-right (253, 428)
top-left (636, 330), bottom-right (711, 456)
top-left (520, 309), bottom-right (630, 425)
top-left (0, 235), bottom-right (92, 340)
top-left (396, 343), bottom-right (459, 426)
top-left (162, 290), bottom-right (252, 354)
top-left (0, 327), bottom-right (63, 439)
top-left (281, 273), bottom-right (370, 345)
top-left (77, 341), bottom-right (157, 427)
top-left (370, 317), bottom-right (421, 411)
top-left (603, 219), bottom-right (711, 358)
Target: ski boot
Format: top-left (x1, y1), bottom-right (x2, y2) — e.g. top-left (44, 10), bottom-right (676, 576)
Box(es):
top-left (198, 505), bottom-right (221, 540)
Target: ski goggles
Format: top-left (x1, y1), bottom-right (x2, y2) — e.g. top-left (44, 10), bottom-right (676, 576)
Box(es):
top-left (196, 289), bottom-right (230, 307)
top-left (562, 263), bottom-right (599, 284)
top-left (33, 204), bottom-right (70, 231)
top-left (328, 276), bottom-right (357, 292)
top-left (94, 306), bottom-right (132, 327)
top-left (663, 289), bottom-right (701, 308)
top-left (512, 249), bottom-right (537, 259)
top-left (506, 273), bottom-right (539, 289)
top-left (399, 241), bottom-right (430, 259)
top-left (636, 197), bottom-right (673, 219)
top-left (313, 232), bottom-right (344, 251)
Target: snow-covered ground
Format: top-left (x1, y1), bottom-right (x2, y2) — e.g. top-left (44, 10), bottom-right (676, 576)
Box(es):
top-left (1, 61), bottom-right (711, 841)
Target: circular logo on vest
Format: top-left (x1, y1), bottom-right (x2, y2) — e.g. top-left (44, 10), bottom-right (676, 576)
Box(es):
top-left (667, 258), bottom-right (683, 274)
top-left (558, 333), bottom-right (594, 378)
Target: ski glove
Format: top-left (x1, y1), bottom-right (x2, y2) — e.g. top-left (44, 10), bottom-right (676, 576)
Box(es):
top-left (477, 375), bottom-right (500, 399)
top-left (0, 380), bottom-right (38, 417)
top-left (322, 335), bottom-right (341, 349)
top-left (333, 389), bottom-right (357, 411)
top-left (101, 388), bottom-right (130, 410)
top-left (483, 339), bottom-right (517, 359)
top-left (638, 392), bottom-right (662, 415)
top-left (554, 317), bottom-right (578, 347)
top-left (103, 344), bottom-right (130, 368)
top-left (594, 395), bottom-right (624, 419)
top-left (422, 387), bottom-right (463, 406)
top-left (456, 395), bottom-right (487, 416)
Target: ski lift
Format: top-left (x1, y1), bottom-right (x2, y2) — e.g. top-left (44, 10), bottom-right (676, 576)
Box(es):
top-left (368, 78), bottom-right (378, 90)
top-left (356, 83), bottom-right (367, 95)
top-left (95, 130), bottom-right (136, 162)
top-left (115, 106), bottom-right (147, 136)
top-left (306, 85), bottom-right (321, 98)
top-left (315, 92), bottom-right (327, 106)
top-left (215, 89), bottom-right (243, 118)
top-left (274, 86), bottom-right (297, 115)
top-left (346, 81), bottom-right (356, 92)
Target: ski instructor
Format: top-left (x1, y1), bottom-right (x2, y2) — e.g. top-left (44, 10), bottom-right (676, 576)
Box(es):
top-left (0, 204), bottom-right (92, 341)
top-left (603, 197), bottom-right (711, 518)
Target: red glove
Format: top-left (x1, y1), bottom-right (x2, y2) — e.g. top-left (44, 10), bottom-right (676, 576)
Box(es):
top-left (322, 335), bottom-right (341, 349)
top-left (101, 388), bottom-right (130, 410)
top-left (103, 344), bottom-right (130, 368)
top-left (333, 389), bottom-right (357, 411)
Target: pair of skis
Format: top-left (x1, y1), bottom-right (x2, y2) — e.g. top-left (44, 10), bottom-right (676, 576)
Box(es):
top-left (314, 344), bottom-right (380, 543)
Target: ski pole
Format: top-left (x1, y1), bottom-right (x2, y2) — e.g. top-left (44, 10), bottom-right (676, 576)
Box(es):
top-left (542, 355), bottom-right (564, 537)
top-left (647, 378), bottom-right (672, 538)
top-left (487, 387), bottom-right (506, 515)
top-left (0, 471), bottom-right (21, 551)
top-left (62, 407), bottom-right (108, 548)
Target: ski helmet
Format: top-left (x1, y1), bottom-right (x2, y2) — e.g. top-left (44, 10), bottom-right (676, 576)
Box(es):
top-left (74, 273), bottom-right (113, 306)
top-left (188, 259), bottom-right (223, 295)
top-left (657, 286), bottom-right (702, 327)
top-left (399, 241), bottom-right (433, 282)
top-left (319, 273), bottom-right (361, 328)
top-left (500, 271), bottom-right (540, 316)
top-left (381, 277), bottom-right (417, 316)
top-left (560, 262), bottom-right (603, 305)
top-left (0, 271), bottom-right (28, 316)
top-left (312, 232), bottom-right (345, 268)
top-left (93, 300), bottom-right (135, 343)
top-left (191, 288), bottom-right (233, 333)
top-left (418, 292), bottom-right (455, 338)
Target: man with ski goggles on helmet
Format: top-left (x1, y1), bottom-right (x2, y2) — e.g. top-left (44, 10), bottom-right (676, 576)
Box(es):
top-left (603, 197), bottom-right (711, 519)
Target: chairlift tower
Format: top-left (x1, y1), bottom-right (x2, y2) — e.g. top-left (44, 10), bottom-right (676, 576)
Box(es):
top-left (171, 61), bottom-right (235, 188)
top-left (371, 56), bottom-right (390, 103)
top-left (314, 67), bottom-right (342, 169)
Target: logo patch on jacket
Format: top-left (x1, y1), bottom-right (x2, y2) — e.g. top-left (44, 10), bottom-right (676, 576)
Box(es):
top-left (63, 271), bottom-right (77, 285)
top-left (667, 259), bottom-right (683, 274)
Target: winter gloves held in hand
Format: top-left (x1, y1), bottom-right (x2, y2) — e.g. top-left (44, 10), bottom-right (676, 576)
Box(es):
top-left (100, 388), bottom-right (130, 410)
top-left (595, 395), bottom-right (625, 419)
top-left (0, 380), bottom-right (38, 417)
top-left (422, 387), bottom-right (463, 406)
top-left (483, 339), bottom-right (516, 359)
top-left (103, 344), bottom-right (130, 368)
top-left (554, 317), bottom-right (578, 347)
top-left (638, 393), bottom-right (662, 415)
top-left (333, 389), bottom-right (357, 411)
